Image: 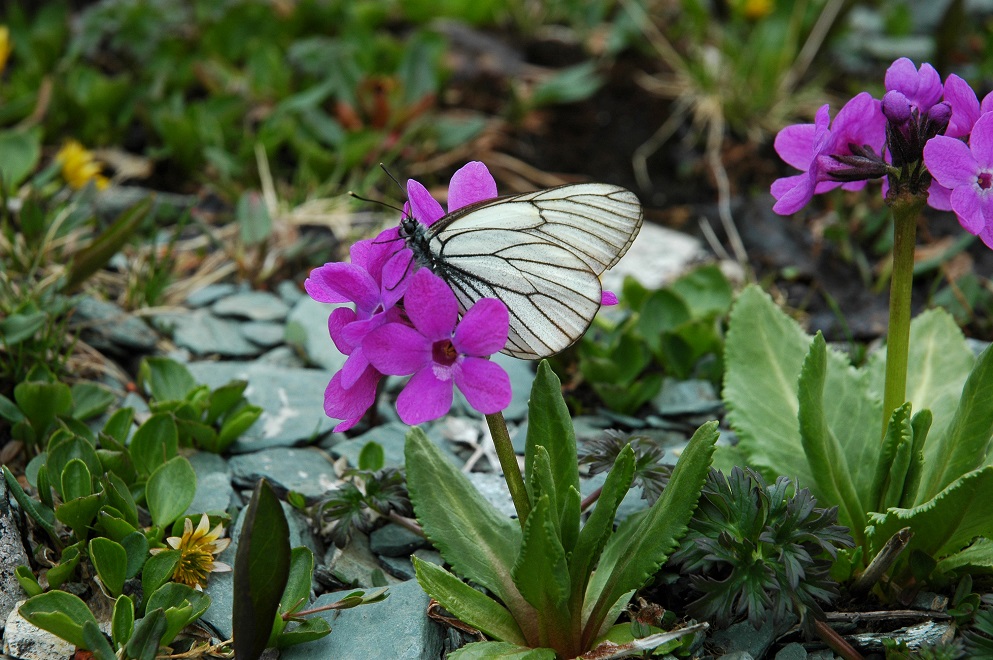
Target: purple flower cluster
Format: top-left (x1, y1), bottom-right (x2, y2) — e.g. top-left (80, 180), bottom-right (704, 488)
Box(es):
top-left (305, 162), bottom-right (512, 431)
top-left (772, 57), bottom-right (993, 247)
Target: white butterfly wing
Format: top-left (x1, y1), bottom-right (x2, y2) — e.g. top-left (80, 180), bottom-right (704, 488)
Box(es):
top-left (425, 183), bottom-right (643, 359)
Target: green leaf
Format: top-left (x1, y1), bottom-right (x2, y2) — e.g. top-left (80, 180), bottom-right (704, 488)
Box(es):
top-left (358, 441), bottom-right (385, 471)
top-left (870, 403), bottom-right (913, 512)
top-left (15, 565), bottom-right (43, 597)
top-left (18, 590), bottom-right (99, 649)
top-left (531, 61), bottom-right (602, 107)
top-left (140, 357), bottom-right (197, 403)
top-left (14, 380), bottom-right (72, 441)
top-left (405, 427), bottom-right (531, 628)
top-left (112, 595), bottom-right (135, 648)
top-left (0, 127), bottom-right (42, 190)
top-left (95, 508), bottom-right (138, 542)
top-left (917, 342), bottom-right (993, 503)
top-left (82, 619), bottom-right (116, 660)
top-left (146, 582), bottom-right (211, 644)
top-left (868, 466), bottom-right (993, 562)
top-left (449, 641), bottom-right (557, 659)
top-left (121, 531), bottom-right (149, 579)
top-left (511, 495), bottom-right (570, 641)
top-left (670, 264), bottom-right (732, 317)
top-left (275, 616), bottom-right (332, 647)
top-left (937, 538), bottom-right (993, 574)
top-left (525, 362), bottom-right (579, 526)
top-left (47, 546), bottom-right (81, 589)
top-left (236, 191), bottom-right (272, 246)
top-left (796, 333), bottom-right (867, 537)
top-left (47, 434), bottom-right (101, 498)
top-left (4, 465), bottom-right (56, 539)
top-left (126, 608), bottom-right (167, 660)
top-left (233, 479), bottom-right (291, 660)
top-left (105, 472), bottom-right (139, 526)
top-left (585, 421), bottom-right (717, 642)
top-left (61, 458), bottom-right (93, 501)
top-left (413, 556), bottom-right (526, 645)
top-left (129, 413), bottom-right (179, 477)
top-left (55, 492), bottom-right (102, 538)
top-left (900, 409), bottom-right (932, 508)
top-left (204, 380), bottom-right (249, 425)
top-left (102, 407), bottom-right (134, 445)
top-left (146, 456), bottom-right (196, 527)
top-left (70, 383), bottom-right (115, 421)
top-left (66, 197), bottom-right (152, 292)
top-left (0, 311), bottom-right (47, 346)
top-left (279, 547), bottom-right (315, 615)
top-left (141, 551), bottom-right (179, 607)
top-left (89, 537), bottom-right (127, 596)
top-left (216, 406), bottom-right (262, 451)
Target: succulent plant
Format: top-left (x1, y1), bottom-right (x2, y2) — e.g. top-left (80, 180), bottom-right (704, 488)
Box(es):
top-left (668, 466), bottom-right (854, 630)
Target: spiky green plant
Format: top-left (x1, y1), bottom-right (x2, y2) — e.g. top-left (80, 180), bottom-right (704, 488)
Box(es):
top-left (668, 467), bottom-right (854, 631)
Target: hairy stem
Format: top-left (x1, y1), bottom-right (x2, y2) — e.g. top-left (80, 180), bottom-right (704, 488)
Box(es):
top-left (485, 411), bottom-right (531, 527)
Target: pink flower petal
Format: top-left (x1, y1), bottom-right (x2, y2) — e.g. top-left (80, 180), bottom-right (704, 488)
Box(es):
top-left (305, 262), bottom-right (379, 310)
top-left (447, 161), bottom-right (498, 212)
top-left (772, 172), bottom-right (815, 215)
top-left (927, 181), bottom-right (953, 211)
top-left (970, 113), bottom-right (993, 165)
top-left (454, 357), bottom-right (512, 415)
top-left (407, 179), bottom-right (445, 226)
top-left (340, 349), bottom-right (370, 389)
top-left (382, 249), bottom-right (414, 295)
top-left (364, 323), bottom-right (431, 375)
top-left (943, 74), bottom-right (980, 139)
top-left (396, 367), bottom-right (453, 425)
top-left (601, 291), bottom-right (618, 306)
top-left (328, 307), bottom-right (358, 353)
top-left (774, 122), bottom-right (818, 170)
top-left (950, 185), bottom-right (986, 235)
top-left (924, 135), bottom-right (978, 188)
top-left (405, 269), bottom-right (458, 342)
top-left (324, 366), bottom-right (380, 431)
top-left (453, 298), bottom-right (509, 356)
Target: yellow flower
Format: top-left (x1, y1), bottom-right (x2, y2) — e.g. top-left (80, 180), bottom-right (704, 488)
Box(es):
top-left (150, 514), bottom-right (232, 590)
top-left (55, 140), bottom-right (110, 190)
top-left (742, 0), bottom-right (773, 20)
top-left (0, 26), bottom-right (11, 75)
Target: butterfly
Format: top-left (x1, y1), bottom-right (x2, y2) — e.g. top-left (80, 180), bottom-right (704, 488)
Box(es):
top-left (397, 182), bottom-right (643, 359)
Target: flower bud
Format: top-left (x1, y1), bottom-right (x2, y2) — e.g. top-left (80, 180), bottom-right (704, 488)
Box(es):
top-left (926, 102), bottom-right (951, 136)
top-left (882, 91), bottom-right (912, 124)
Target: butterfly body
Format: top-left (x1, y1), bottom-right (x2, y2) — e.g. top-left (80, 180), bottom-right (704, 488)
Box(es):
top-left (400, 182), bottom-right (643, 359)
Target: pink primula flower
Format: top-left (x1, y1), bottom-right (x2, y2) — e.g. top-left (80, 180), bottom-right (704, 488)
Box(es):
top-left (924, 112), bottom-right (993, 248)
top-left (364, 269), bottom-right (512, 425)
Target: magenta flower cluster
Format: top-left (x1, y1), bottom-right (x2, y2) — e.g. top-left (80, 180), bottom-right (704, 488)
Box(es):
top-left (305, 162), bottom-right (512, 431)
top-left (772, 57), bottom-right (993, 248)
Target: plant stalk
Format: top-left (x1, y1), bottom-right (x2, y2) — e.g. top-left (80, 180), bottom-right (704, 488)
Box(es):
top-left (485, 412), bottom-right (531, 527)
top-left (880, 193), bottom-right (924, 437)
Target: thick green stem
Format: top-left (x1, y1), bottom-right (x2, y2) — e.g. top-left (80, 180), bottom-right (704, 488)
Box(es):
top-left (881, 194), bottom-right (924, 437)
top-left (485, 412), bottom-right (531, 527)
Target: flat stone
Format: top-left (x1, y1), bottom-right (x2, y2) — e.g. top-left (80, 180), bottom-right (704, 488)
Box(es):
top-left (601, 223), bottom-right (706, 293)
top-left (186, 284), bottom-right (238, 308)
top-left (653, 378), bottom-right (723, 416)
top-left (369, 523), bottom-right (429, 557)
top-left (330, 422), bottom-right (409, 468)
top-left (775, 643), bottom-right (808, 660)
top-left (185, 453), bottom-right (236, 516)
top-left (228, 447), bottom-right (338, 501)
top-left (187, 361), bottom-right (336, 452)
top-left (1, 479), bottom-right (31, 626)
top-left (325, 532), bottom-right (402, 588)
top-left (466, 472), bottom-right (517, 519)
top-left (73, 296), bottom-right (158, 353)
top-left (256, 345), bottom-right (308, 368)
top-left (277, 280), bottom-right (304, 305)
top-left (284, 297), bottom-right (348, 372)
top-left (281, 579), bottom-right (445, 660)
top-left (168, 309), bottom-right (261, 357)
top-left (212, 290), bottom-right (290, 322)
top-left (379, 549), bottom-right (443, 581)
top-left (3, 602), bottom-right (76, 659)
top-left (240, 320), bottom-right (286, 348)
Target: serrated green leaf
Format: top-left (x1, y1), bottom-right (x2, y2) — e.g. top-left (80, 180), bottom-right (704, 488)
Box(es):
top-left (511, 495), bottom-right (570, 645)
top-left (525, 362), bottom-right (579, 526)
top-left (585, 421), bottom-right (717, 643)
top-left (870, 402), bottom-right (913, 513)
top-left (900, 409), bottom-right (932, 508)
top-left (413, 556), bottom-right (526, 645)
top-left (112, 595), bottom-right (135, 648)
top-left (405, 427), bottom-right (531, 631)
top-left (233, 479), bottom-right (291, 660)
top-left (797, 333), bottom-right (867, 539)
top-left (90, 537), bottom-right (127, 596)
top-left (868, 466), bottom-right (993, 562)
top-left (130, 413), bottom-right (179, 477)
top-left (917, 342), bottom-right (993, 503)
top-left (559, 485), bottom-right (581, 556)
top-left (448, 641), bottom-right (557, 659)
top-left (146, 457), bottom-right (196, 527)
top-left (19, 590), bottom-right (99, 649)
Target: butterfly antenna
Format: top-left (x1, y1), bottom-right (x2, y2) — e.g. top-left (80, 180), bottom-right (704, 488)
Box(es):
top-left (348, 191), bottom-right (404, 215)
top-left (380, 163), bottom-right (405, 193)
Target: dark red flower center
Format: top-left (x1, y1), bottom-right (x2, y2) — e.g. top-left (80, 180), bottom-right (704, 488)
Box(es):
top-left (432, 340), bottom-right (458, 366)
top-left (979, 172), bottom-right (992, 190)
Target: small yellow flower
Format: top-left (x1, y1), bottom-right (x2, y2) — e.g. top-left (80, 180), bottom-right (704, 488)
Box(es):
top-left (55, 140), bottom-right (110, 190)
top-left (0, 26), bottom-right (12, 76)
top-left (742, 0), bottom-right (773, 20)
top-left (150, 514), bottom-right (231, 590)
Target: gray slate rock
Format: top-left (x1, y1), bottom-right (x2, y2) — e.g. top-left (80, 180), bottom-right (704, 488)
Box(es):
top-left (185, 452), bottom-right (236, 516)
top-left (3, 602), bottom-right (76, 659)
top-left (369, 523), bottom-right (429, 557)
top-left (186, 284), bottom-right (238, 308)
top-left (187, 361), bottom-right (336, 452)
top-left (212, 290), bottom-right (290, 322)
top-left (1, 479), bottom-right (31, 626)
top-left (168, 309), bottom-right (262, 357)
top-left (284, 297), bottom-right (348, 372)
top-left (240, 320), bottom-right (286, 348)
top-left (74, 295), bottom-right (158, 352)
top-left (228, 447), bottom-right (338, 501)
top-left (653, 378), bottom-right (723, 416)
top-left (466, 472), bottom-right (517, 519)
top-left (378, 549), bottom-right (443, 581)
top-left (330, 422), bottom-right (408, 468)
top-left (277, 280), bottom-right (304, 305)
top-left (325, 532), bottom-right (402, 587)
top-left (281, 579), bottom-right (445, 660)
top-left (775, 643), bottom-right (808, 660)
top-left (601, 222), bottom-right (706, 293)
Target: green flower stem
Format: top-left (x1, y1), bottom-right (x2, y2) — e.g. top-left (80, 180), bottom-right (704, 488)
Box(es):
top-left (881, 192), bottom-right (925, 437)
top-left (485, 412), bottom-right (531, 527)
